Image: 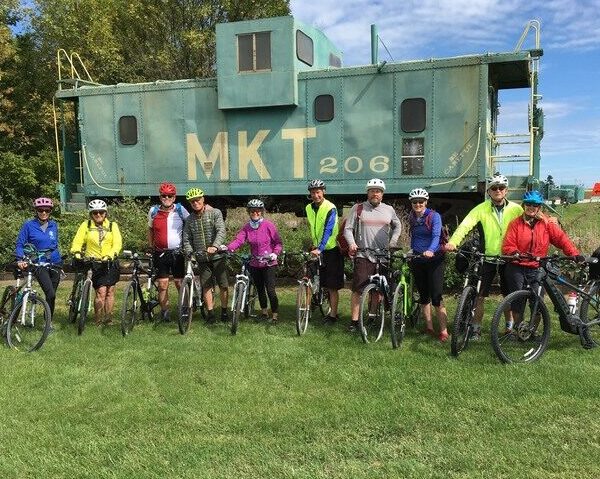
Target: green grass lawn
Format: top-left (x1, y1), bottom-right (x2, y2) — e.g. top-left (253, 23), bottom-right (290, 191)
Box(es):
top-left (1, 282), bottom-right (599, 478)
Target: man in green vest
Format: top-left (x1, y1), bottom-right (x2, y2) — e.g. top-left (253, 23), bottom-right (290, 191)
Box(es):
top-left (306, 179), bottom-right (344, 323)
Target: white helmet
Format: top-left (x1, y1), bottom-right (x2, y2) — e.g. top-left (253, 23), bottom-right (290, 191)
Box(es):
top-left (408, 188), bottom-right (429, 201)
top-left (88, 199), bottom-right (107, 212)
top-left (366, 178), bottom-right (386, 191)
top-left (487, 173), bottom-right (509, 188)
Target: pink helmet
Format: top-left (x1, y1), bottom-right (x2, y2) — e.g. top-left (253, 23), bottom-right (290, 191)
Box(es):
top-left (33, 197), bottom-right (54, 208)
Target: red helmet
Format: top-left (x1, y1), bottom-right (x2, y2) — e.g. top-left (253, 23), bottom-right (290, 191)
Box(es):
top-left (159, 182), bottom-right (176, 195)
top-left (34, 197), bottom-right (54, 208)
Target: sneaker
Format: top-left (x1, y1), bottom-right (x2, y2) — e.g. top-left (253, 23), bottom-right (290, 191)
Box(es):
top-left (161, 310), bottom-right (170, 322)
top-left (323, 315), bottom-right (339, 324)
top-left (270, 316), bottom-right (278, 325)
top-left (421, 328), bottom-right (435, 338)
top-left (258, 313), bottom-right (269, 322)
top-left (206, 310), bottom-right (216, 324)
top-left (347, 321), bottom-right (359, 333)
top-left (470, 329), bottom-right (481, 341)
top-left (220, 309), bottom-right (229, 322)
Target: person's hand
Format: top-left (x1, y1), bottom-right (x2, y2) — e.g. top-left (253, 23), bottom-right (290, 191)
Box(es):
top-left (268, 253), bottom-right (277, 261)
top-left (348, 244), bottom-right (358, 257)
top-left (206, 246), bottom-right (217, 255)
top-left (219, 245), bottom-right (228, 252)
top-left (101, 255), bottom-right (110, 262)
top-left (74, 252), bottom-right (82, 260)
top-left (17, 261), bottom-right (27, 270)
top-left (572, 255), bottom-right (586, 263)
top-left (423, 250), bottom-right (434, 258)
top-left (310, 248), bottom-right (321, 257)
top-left (444, 243), bottom-right (456, 252)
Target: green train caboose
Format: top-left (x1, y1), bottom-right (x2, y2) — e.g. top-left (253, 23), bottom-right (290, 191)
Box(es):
top-left (55, 16), bottom-right (543, 214)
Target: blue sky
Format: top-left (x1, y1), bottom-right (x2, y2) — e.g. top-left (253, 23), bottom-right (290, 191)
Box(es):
top-left (291, 0), bottom-right (600, 187)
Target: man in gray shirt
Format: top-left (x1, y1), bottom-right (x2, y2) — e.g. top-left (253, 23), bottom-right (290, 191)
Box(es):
top-left (344, 178), bottom-right (402, 332)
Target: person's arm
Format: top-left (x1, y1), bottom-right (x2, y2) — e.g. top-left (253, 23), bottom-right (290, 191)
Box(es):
top-left (111, 223), bottom-right (123, 257)
top-left (427, 213), bottom-right (442, 253)
top-left (227, 226), bottom-right (247, 252)
top-left (317, 208), bottom-right (337, 252)
top-left (147, 209), bottom-right (154, 249)
top-left (547, 221), bottom-right (579, 257)
top-left (271, 224), bottom-right (284, 256)
top-left (182, 219), bottom-right (193, 256)
top-left (389, 209), bottom-right (402, 248)
top-left (344, 204), bottom-right (358, 247)
top-left (448, 205), bottom-right (480, 248)
top-left (15, 222), bottom-right (29, 259)
top-left (213, 210), bottom-right (226, 247)
top-left (70, 222), bottom-right (88, 254)
top-left (502, 219), bottom-right (520, 255)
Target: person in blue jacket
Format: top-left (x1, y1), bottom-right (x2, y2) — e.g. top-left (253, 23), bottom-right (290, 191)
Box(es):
top-left (407, 188), bottom-right (449, 342)
top-left (15, 197), bottom-right (63, 318)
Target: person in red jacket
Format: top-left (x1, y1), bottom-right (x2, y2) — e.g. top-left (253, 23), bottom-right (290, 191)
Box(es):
top-left (502, 190), bottom-right (581, 331)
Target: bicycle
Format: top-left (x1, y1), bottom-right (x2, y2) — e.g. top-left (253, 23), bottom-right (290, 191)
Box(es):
top-left (120, 250), bottom-right (160, 336)
top-left (177, 253), bottom-right (207, 335)
top-left (490, 254), bottom-right (598, 363)
top-left (1, 267), bottom-right (23, 332)
top-left (5, 247), bottom-right (54, 352)
top-left (389, 251), bottom-right (420, 349)
top-left (450, 249), bottom-right (515, 357)
top-left (228, 253), bottom-right (268, 335)
top-left (290, 251), bottom-right (331, 336)
top-left (68, 256), bottom-right (108, 335)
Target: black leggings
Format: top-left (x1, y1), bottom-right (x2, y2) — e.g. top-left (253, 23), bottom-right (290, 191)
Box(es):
top-left (249, 265), bottom-right (279, 313)
top-left (35, 267), bottom-right (61, 316)
top-left (410, 256), bottom-right (445, 307)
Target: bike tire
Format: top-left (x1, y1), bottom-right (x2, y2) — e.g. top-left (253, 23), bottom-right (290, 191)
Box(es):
top-left (319, 288), bottom-right (331, 318)
top-left (451, 285), bottom-right (477, 357)
top-left (244, 283), bottom-right (258, 319)
top-left (0, 285), bottom-right (16, 319)
top-left (295, 282), bottom-right (311, 336)
top-left (77, 281), bottom-right (91, 336)
top-left (6, 294), bottom-right (51, 352)
top-left (491, 289), bottom-right (550, 363)
top-left (359, 283), bottom-right (385, 344)
top-left (579, 282), bottom-right (600, 347)
top-left (231, 283), bottom-right (244, 335)
top-left (68, 278), bottom-right (82, 324)
top-left (121, 281), bottom-right (139, 337)
top-left (178, 278), bottom-right (192, 335)
top-left (390, 282), bottom-right (406, 349)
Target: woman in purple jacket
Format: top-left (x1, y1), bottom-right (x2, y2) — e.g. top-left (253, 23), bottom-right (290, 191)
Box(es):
top-left (226, 199), bottom-right (283, 323)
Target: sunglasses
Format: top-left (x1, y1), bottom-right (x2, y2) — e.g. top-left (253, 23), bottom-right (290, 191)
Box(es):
top-left (411, 200), bottom-right (425, 205)
top-left (489, 185), bottom-right (506, 191)
top-left (36, 208), bottom-right (51, 214)
top-left (523, 202), bottom-right (540, 208)
top-left (160, 194), bottom-right (174, 199)
top-left (91, 210), bottom-right (106, 215)
top-left (249, 209), bottom-right (262, 214)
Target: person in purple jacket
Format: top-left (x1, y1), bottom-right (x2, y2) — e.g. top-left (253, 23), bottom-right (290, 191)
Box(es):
top-left (225, 199), bottom-right (283, 323)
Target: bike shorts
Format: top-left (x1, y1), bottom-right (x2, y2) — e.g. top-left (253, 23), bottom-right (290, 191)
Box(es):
top-left (320, 247), bottom-right (345, 290)
top-left (479, 261), bottom-right (508, 297)
top-left (92, 261), bottom-right (120, 289)
top-left (153, 250), bottom-right (185, 279)
top-left (196, 257), bottom-right (229, 290)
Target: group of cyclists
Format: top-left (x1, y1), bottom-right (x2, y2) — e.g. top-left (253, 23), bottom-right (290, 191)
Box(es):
top-left (13, 172), bottom-right (586, 344)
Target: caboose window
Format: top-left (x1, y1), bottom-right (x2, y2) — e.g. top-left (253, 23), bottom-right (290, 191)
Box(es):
top-left (329, 53), bottom-right (341, 68)
top-left (402, 138), bottom-right (424, 175)
top-left (238, 32), bottom-right (271, 72)
top-left (296, 30), bottom-right (314, 66)
top-left (315, 95), bottom-right (334, 122)
top-left (119, 116), bottom-right (137, 145)
top-left (401, 98), bottom-right (426, 133)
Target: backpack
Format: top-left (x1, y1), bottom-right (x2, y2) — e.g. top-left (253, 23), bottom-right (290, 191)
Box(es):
top-left (337, 203), bottom-right (364, 257)
top-left (150, 202), bottom-right (185, 221)
top-left (409, 209), bottom-right (449, 247)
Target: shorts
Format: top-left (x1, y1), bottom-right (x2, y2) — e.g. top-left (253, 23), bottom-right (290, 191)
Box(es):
top-left (479, 261), bottom-right (508, 297)
top-left (196, 257), bottom-right (229, 290)
top-left (320, 247), bottom-right (345, 290)
top-left (92, 260), bottom-right (120, 289)
top-left (153, 250), bottom-right (185, 279)
top-left (351, 257), bottom-right (388, 293)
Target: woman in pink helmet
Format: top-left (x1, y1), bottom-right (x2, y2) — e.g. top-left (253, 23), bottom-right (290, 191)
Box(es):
top-left (15, 198), bottom-right (63, 324)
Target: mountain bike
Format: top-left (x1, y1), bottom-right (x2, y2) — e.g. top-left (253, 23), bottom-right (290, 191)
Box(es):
top-left (120, 250), bottom-right (160, 336)
top-left (5, 247), bottom-right (54, 352)
top-left (1, 267), bottom-right (23, 334)
top-left (177, 253), bottom-right (207, 334)
top-left (68, 257), bottom-right (108, 335)
top-left (228, 253), bottom-right (269, 335)
top-left (389, 251), bottom-right (420, 349)
top-left (490, 254), bottom-right (598, 363)
top-left (290, 252), bottom-right (331, 336)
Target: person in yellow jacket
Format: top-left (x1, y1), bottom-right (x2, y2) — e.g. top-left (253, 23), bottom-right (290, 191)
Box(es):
top-left (445, 173), bottom-right (522, 340)
top-left (70, 199), bottom-right (122, 325)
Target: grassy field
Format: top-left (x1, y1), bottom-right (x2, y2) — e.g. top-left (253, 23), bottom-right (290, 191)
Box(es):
top-left (1, 281), bottom-right (599, 478)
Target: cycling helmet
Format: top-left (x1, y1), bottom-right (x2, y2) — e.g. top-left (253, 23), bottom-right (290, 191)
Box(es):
top-left (487, 173), bottom-right (509, 188)
top-left (366, 178), bottom-right (386, 191)
top-left (408, 188), bottom-right (429, 201)
top-left (88, 199), bottom-right (107, 212)
top-left (522, 190), bottom-right (544, 205)
top-left (33, 197), bottom-right (53, 208)
top-left (246, 199), bottom-right (264, 209)
top-left (159, 182), bottom-right (177, 195)
top-left (185, 188), bottom-right (204, 200)
top-left (307, 179), bottom-right (326, 191)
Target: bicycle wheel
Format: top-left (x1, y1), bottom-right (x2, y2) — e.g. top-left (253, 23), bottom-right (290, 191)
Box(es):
top-left (579, 282), bottom-right (600, 346)
top-left (491, 289), bottom-right (550, 363)
top-left (390, 283), bottom-right (406, 349)
top-left (0, 285), bottom-right (16, 318)
top-left (244, 283), bottom-right (258, 319)
top-left (6, 294), bottom-right (51, 352)
top-left (68, 278), bottom-right (82, 324)
top-left (406, 283), bottom-right (422, 330)
top-left (451, 285), bottom-right (477, 357)
top-left (178, 278), bottom-right (192, 335)
top-left (295, 282), bottom-right (311, 336)
top-left (319, 288), bottom-right (331, 318)
top-left (231, 282), bottom-right (245, 335)
top-left (77, 281), bottom-right (92, 336)
top-left (359, 283), bottom-right (385, 343)
top-left (121, 281), bottom-right (140, 336)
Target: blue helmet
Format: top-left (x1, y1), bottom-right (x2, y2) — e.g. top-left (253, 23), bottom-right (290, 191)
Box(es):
top-left (522, 190), bottom-right (544, 205)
